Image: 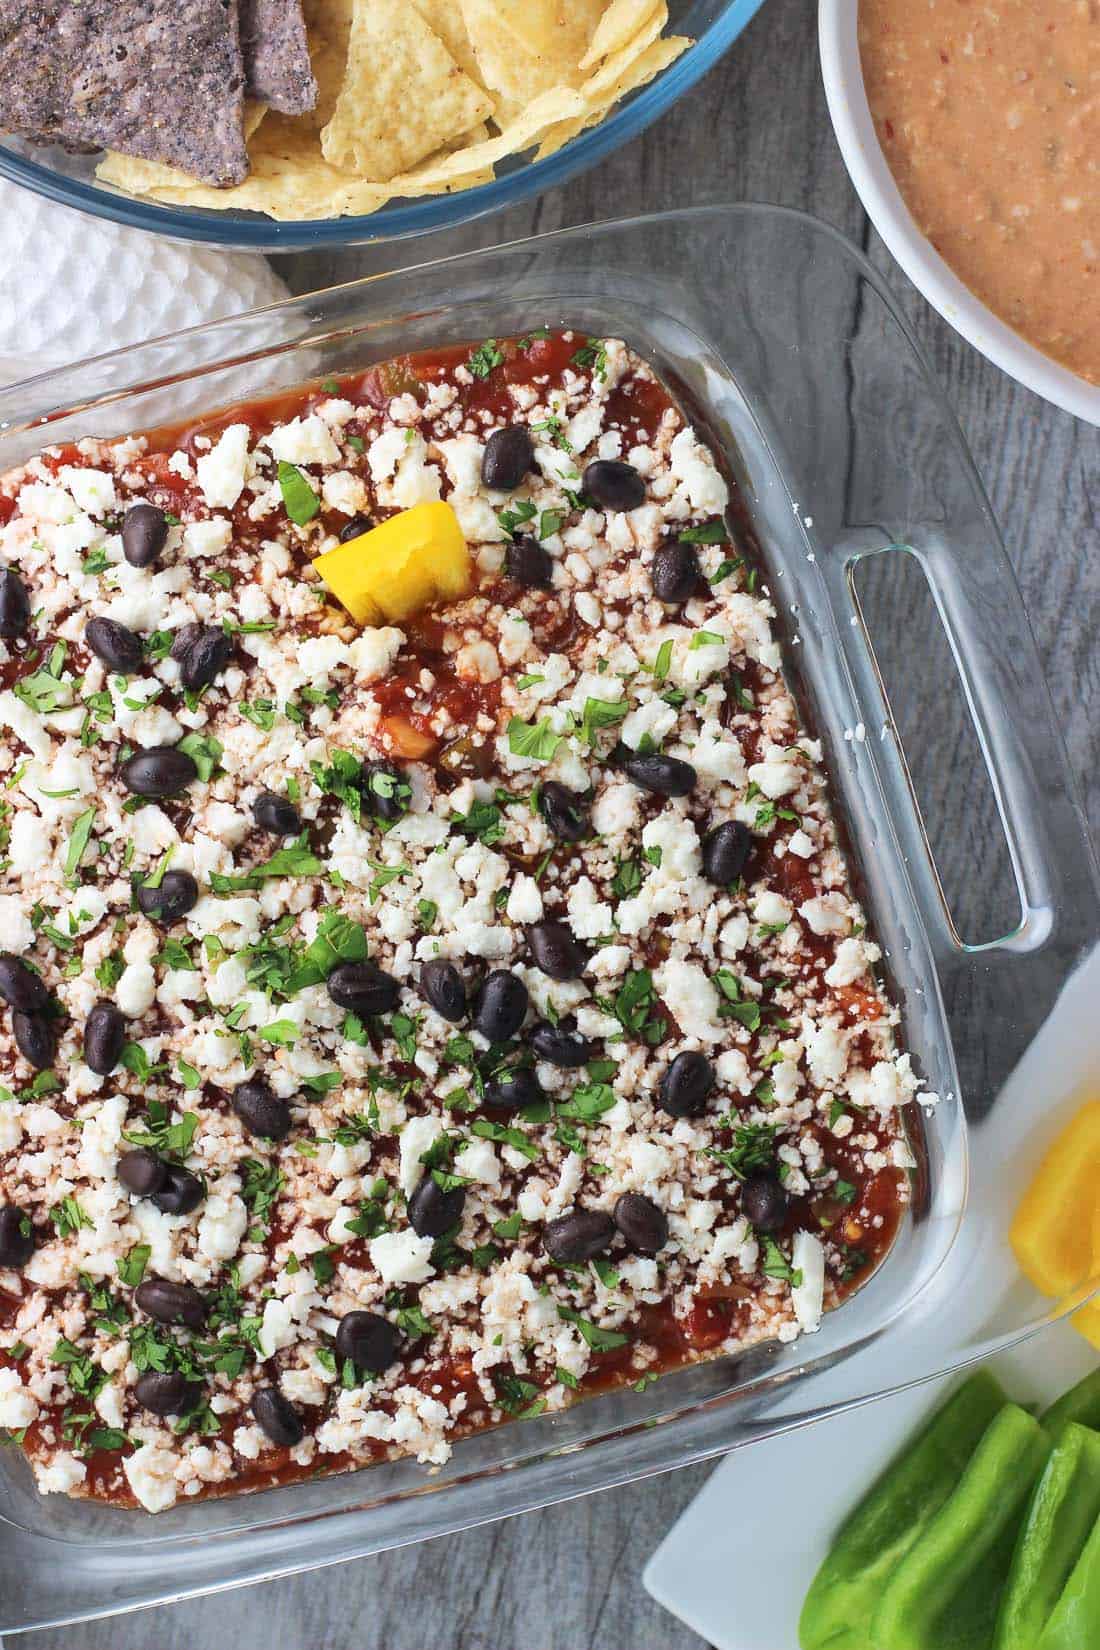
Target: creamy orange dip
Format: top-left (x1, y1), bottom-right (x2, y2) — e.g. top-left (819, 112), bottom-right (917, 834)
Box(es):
top-left (859, 0), bottom-right (1100, 386)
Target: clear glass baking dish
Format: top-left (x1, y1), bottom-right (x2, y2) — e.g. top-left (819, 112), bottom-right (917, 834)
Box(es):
top-left (0, 204), bottom-right (1096, 1632)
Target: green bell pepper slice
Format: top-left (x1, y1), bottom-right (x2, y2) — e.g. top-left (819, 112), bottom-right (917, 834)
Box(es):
top-left (994, 1422), bottom-right (1100, 1649)
top-left (1036, 1504), bottom-right (1100, 1650)
top-left (871, 1402), bottom-right (1052, 1650)
top-left (1040, 1367), bottom-right (1100, 1437)
top-left (798, 1371), bottom-right (1008, 1650)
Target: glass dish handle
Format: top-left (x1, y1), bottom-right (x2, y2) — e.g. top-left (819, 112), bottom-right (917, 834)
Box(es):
top-left (839, 533), bottom-right (1100, 978)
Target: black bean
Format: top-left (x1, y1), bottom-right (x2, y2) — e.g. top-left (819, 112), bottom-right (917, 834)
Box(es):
top-left (231, 1078), bottom-right (292, 1141)
top-left (0, 569), bottom-right (30, 639)
top-left (171, 624), bottom-right (233, 691)
top-left (528, 919), bottom-right (586, 981)
top-left (150, 1165), bottom-right (205, 1215)
top-left (651, 541), bottom-right (701, 604)
top-left (505, 534), bottom-right (553, 589)
top-left (327, 960), bottom-right (400, 1017)
top-left (538, 780), bottom-right (588, 843)
top-left (702, 820), bottom-right (752, 886)
top-left (252, 792), bottom-right (301, 836)
top-left (358, 760), bottom-right (408, 822)
top-left (120, 746), bottom-right (197, 799)
top-left (252, 1386), bottom-right (304, 1448)
top-left (85, 616), bottom-right (144, 674)
top-left (0, 954), bottom-right (47, 1015)
top-left (659, 1051), bottom-right (715, 1118)
top-left (613, 1192), bottom-right (669, 1254)
top-left (472, 970), bottom-right (528, 1042)
top-left (543, 1208), bottom-right (615, 1264)
top-left (135, 869), bottom-right (199, 924)
top-left (529, 1018), bottom-right (593, 1069)
top-left (335, 1310), bottom-right (398, 1376)
top-left (419, 959), bottom-right (466, 1023)
top-left (583, 459), bottom-right (646, 513)
top-left (0, 1205), bottom-right (35, 1268)
top-left (134, 1278), bottom-right (207, 1329)
top-left (482, 425), bottom-right (535, 491)
top-left (620, 750), bottom-right (697, 798)
top-left (134, 1370), bottom-right (199, 1417)
top-left (118, 1147), bottom-right (168, 1198)
top-left (84, 1000), bottom-right (127, 1075)
top-left (122, 503), bottom-right (169, 568)
top-left (741, 1174), bottom-right (788, 1234)
top-left (12, 1012), bottom-right (55, 1070)
top-left (484, 1068), bottom-right (542, 1112)
top-left (339, 514), bottom-right (374, 543)
top-left (408, 1173), bottom-right (466, 1239)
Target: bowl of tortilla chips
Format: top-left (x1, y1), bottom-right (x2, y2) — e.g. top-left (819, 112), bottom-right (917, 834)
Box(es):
top-left (0, 0), bottom-right (767, 249)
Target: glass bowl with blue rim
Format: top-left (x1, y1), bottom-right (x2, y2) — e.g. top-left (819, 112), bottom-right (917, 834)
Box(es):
top-left (0, 0), bottom-right (769, 252)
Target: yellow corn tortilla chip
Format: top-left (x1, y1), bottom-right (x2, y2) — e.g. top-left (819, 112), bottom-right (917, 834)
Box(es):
top-left (386, 86), bottom-right (587, 190)
top-left (579, 0), bottom-right (662, 69)
top-left (106, 110), bottom-right (498, 220)
top-left (534, 35), bottom-right (690, 160)
top-left (110, 114), bottom-right (392, 219)
top-left (93, 3), bottom-right (692, 220)
top-left (582, 2), bottom-right (668, 99)
top-left (489, 98), bottom-right (525, 133)
top-left (410, 0), bottom-right (486, 92)
top-left (301, 0), bottom-right (354, 131)
top-left (458, 0), bottom-right (605, 101)
top-left (320, 0), bottom-right (493, 181)
top-left (97, 101), bottom-right (269, 193)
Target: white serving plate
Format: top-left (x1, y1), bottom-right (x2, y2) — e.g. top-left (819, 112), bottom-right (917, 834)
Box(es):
top-left (645, 944), bottom-right (1100, 1650)
top-left (818, 0), bottom-right (1100, 427)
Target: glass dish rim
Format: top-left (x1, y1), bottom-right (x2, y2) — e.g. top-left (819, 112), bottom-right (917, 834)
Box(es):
top-left (0, 0), bottom-right (768, 251)
top-left (0, 200), bottom-right (1095, 1632)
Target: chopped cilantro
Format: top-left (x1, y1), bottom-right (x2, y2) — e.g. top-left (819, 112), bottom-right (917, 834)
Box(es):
top-left (570, 338), bottom-right (609, 380)
top-left (122, 1100), bottom-right (198, 1162)
top-left (507, 716), bottom-right (562, 763)
top-left (760, 1236), bottom-right (802, 1287)
top-left (467, 339), bottom-right (504, 378)
top-left (705, 1121), bottom-right (777, 1180)
top-left (679, 519), bottom-right (728, 544)
top-left (497, 498), bottom-right (537, 539)
top-left (579, 696), bottom-right (627, 745)
top-left (116, 1244), bottom-right (151, 1288)
top-left (277, 460), bottom-right (320, 526)
top-left (556, 1306), bottom-right (628, 1352)
top-left (64, 807), bottom-right (96, 878)
top-left (177, 732), bottom-right (223, 782)
top-left (470, 1118), bottom-right (539, 1161)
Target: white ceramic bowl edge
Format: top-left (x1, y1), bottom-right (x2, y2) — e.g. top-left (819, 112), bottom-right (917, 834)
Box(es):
top-left (818, 0), bottom-right (1100, 426)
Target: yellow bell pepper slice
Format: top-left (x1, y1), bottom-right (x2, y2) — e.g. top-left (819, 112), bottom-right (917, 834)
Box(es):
top-left (314, 501), bottom-right (470, 626)
top-left (1072, 1203), bottom-right (1100, 1351)
top-left (1010, 1100), bottom-right (1100, 1299)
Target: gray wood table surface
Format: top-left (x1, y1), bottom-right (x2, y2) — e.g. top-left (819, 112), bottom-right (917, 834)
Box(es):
top-left (29, 0), bottom-right (1098, 1644)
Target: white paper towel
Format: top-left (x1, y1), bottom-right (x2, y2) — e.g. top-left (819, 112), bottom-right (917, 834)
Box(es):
top-left (0, 178), bottom-right (287, 386)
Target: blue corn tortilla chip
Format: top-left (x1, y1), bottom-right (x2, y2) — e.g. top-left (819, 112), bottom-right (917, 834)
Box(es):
top-left (0, 0), bottom-right (250, 186)
top-left (239, 0), bottom-right (317, 115)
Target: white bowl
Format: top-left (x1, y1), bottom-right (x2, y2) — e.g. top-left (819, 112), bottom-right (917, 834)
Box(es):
top-left (819, 0), bottom-right (1100, 426)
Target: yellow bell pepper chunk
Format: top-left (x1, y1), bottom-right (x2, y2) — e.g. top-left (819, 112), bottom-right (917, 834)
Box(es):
top-left (1072, 1203), bottom-right (1100, 1350)
top-left (314, 501), bottom-right (470, 626)
top-left (1010, 1100), bottom-right (1100, 1299)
